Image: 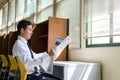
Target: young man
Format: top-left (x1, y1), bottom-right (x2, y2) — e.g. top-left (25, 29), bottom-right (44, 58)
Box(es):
top-left (12, 20), bottom-right (61, 80)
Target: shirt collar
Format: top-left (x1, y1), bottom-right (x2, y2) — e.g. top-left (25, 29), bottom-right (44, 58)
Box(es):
top-left (18, 36), bottom-right (28, 44)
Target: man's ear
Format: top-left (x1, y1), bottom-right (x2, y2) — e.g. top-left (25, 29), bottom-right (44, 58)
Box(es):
top-left (21, 28), bottom-right (25, 33)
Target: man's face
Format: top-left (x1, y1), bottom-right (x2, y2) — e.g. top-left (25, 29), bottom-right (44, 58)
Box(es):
top-left (21, 25), bottom-right (33, 40)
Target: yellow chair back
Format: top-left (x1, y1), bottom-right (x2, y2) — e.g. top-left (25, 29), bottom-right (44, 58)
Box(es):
top-left (16, 56), bottom-right (28, 80)
top-left (8, 55), bottom-right (18, 70)
top-left (0, 55), bottom-right (8, 67)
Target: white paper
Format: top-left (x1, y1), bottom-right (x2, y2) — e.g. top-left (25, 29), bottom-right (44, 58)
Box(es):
top-left (53, 36), bottom-right (71, 60)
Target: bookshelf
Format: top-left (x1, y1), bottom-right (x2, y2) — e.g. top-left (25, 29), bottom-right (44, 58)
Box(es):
top-left (31, 17), bottom-right (69, 61)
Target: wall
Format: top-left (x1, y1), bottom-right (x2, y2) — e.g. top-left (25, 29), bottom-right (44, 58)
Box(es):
top-left (69, 47), bottom-right (120, 80)
top-left (68, 1), bottom-right (120, 80)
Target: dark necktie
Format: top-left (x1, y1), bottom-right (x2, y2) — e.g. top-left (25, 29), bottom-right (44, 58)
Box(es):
top-left (27, 42), bottom-right (34, 58)
top-left (27, 42), bottom-right (46, 73)
top-left (27, 42), bottom-right (38, 73)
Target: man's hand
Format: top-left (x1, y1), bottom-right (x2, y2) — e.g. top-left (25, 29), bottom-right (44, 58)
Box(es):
top-left (48, 49), bottom-right (56, 57)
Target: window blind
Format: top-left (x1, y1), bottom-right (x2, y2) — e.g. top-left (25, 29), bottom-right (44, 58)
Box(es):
top-left (85, 0), bottom-right (120, 46)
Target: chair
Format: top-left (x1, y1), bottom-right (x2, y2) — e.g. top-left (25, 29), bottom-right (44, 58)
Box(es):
top-left (0, 55), bottom-right (9, 80)
top-left (0, 57), bottom-right (2, 73)
top-left (7, 55), bottom-right (18, 80)
top-left (16, 56), bottom-right (28, 80)
top-left (0, 54), bottom-right (9, 69)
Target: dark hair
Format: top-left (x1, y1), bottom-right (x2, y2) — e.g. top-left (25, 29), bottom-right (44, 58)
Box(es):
top-left (17, 20), bottom-right (32, 35)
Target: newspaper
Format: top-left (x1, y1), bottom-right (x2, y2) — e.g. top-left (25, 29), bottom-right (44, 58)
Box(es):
top-left (47, 36), bottom-right (71, 74)
top-left (53, 36), bottom-right (71, 60)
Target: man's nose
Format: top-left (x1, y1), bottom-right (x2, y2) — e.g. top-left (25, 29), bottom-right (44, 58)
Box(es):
top-left (31, 31), bottom-right (33, 35)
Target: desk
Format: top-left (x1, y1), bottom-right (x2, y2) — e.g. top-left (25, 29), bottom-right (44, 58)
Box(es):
top-left (53, 61), bottom-right (101, 80)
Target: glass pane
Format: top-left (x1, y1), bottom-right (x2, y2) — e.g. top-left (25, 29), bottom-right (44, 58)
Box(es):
top-left (1, 28), bottom-right (7, 35)
top-left (56, 0), bottom-right (61, 3)
top-left (113, 36), bottom-right (120, 43)
top-left (37, 6), bottom-right (53, 23)
top-left (92, 37), bottom-right (109, 44)
top-left (8, 25), bottom-right (14, 32)
top-left (0, 9), bottom-right (2, 29)
top-left (26, 0), bottom-right (36, 14)
top-left (8, 0), bottom-right (15, 25)
top-left (113, 0), bottom-right (120, 43)
top-left (16, 0), bottom-right (24, 19)
top-left (87, 37), bottom-right (109, 45)
top-left (86, 0), bottom-right (110, 45)
top-left (38, 0), bottom-right (53, 10)
top-left (2, 4), bottom-right (8, 28)
top-left (37, 0), bottom-right (53, 23)
top-left (92, 20), bottom-right (110, 37)
top-left (56, 0), bottom-right (80, 48)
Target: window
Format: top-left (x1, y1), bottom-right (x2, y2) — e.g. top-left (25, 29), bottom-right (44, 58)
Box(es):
top-left (16, 0), bottom-right (25, 21)
top-left (2, 4), bottom-right (8, 28)
top-left (2, 3), bottom-right (8, 35)
top-left (37, 0), bottom-right (53, 23)
top-left (0, 9), bottom-right (2, 35)
top-left (85, 0), bottom-right (120, 47)
top-left (24, 0), bottom-right (36, 18)
top-left (56, 0), bottom-right (81, 48)
top-left (8, 0), bottom-right (15, 25)
top-left (113, 0), bottom-right (120, 43)
top-left (0, 9), bottom-right (2, 30)
top-left (8, 0), bottom-right (15, 32)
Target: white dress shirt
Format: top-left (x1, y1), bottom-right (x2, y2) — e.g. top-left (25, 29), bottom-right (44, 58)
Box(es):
top-left (12, 36), bottom-right (52, 74)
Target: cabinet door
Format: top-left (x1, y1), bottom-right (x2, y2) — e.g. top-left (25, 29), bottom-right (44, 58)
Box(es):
top-left (48, 17), bottom-right (68, 61)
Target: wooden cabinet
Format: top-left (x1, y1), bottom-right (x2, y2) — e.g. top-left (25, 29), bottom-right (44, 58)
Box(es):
top-left (8, 31), bottom-right (18, 55)
top-left (0, 32), bottom-right (18, 55)
top-left (0, 36), bottom-right (3, 54)
top-left (2, 34), bottom-right (9, 55)
top-left (31, 17), bottom-right (69, 61)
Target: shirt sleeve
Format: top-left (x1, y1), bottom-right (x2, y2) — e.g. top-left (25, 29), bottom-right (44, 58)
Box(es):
top-left (33, 51), bottom-right (53, 72)
top-left (13, 42), bottom-right (51, 69)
